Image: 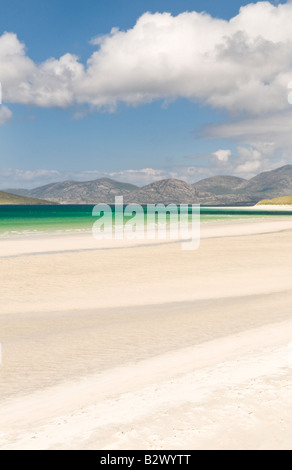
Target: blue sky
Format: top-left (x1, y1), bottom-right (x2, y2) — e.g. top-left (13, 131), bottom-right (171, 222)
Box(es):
top-left (0, 0), bottom-right (291, 188)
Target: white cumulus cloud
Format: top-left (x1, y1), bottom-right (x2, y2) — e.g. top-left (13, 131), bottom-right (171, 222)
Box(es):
top-left (213, 149), bottom-right (231, 162)
top-left (0, 105), bottom-right (12, 124)
top-left (1, 2), bottom-right (292, 115)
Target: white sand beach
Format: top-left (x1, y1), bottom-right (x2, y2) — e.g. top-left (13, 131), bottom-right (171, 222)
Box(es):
top-left (0, 217), bottom-right (292, 450)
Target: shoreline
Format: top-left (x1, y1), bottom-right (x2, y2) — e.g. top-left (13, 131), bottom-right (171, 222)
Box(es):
top-left (1, 215), bottom-right (292, 258)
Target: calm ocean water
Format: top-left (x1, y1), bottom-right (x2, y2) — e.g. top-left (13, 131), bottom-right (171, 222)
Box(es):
top-left (0, 204), bottom-right (291, 238)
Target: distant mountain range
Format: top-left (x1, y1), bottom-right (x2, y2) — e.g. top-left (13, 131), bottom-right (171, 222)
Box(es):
top-left (5, 165), bottom-right (292, 206)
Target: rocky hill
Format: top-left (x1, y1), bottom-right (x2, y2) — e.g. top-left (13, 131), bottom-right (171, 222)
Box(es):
top-left (124, 179), bottom-right (196, 204)
top-left (7, 178), bottom-right (138, 204)
top-left (191, 175), bottom-right (255, 205)
top-left (0, 190), bottom-right (55, 205)
top-left (240, 165), bottom-right (292, 198)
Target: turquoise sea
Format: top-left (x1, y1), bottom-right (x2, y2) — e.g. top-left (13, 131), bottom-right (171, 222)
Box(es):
top-left (0, 204), bottom-right (291, 238)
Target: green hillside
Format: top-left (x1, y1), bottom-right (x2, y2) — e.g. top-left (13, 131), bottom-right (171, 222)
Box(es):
top-left (256, 196), bottom-right (292, 205)
top-left (0, 190), bottom-right (55, 205)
